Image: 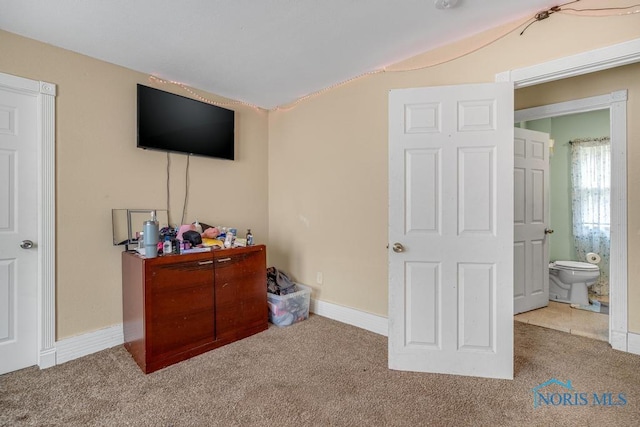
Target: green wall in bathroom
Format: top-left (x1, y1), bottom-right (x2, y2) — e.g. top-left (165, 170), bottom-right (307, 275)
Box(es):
top-left (520, 109), bottom-right (610, 263)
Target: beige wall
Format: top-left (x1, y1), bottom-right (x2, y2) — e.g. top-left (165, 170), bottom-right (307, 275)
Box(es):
top-left (268, 7), bottom-right (640, 332)
top-left (0, 30), bottom-right (269, 339)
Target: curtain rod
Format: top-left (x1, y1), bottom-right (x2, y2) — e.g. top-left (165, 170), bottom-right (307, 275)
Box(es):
top-left (569, 136), bottom-right (610, 144)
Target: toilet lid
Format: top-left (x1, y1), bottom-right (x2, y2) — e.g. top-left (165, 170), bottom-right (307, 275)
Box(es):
top-left (554, 260), bottom-right (599, 271)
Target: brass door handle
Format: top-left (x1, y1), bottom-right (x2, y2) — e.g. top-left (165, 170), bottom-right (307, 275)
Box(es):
top-left (545, 228), bottom-right (554, 234)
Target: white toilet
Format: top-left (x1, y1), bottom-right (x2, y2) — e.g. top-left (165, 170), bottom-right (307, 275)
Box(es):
top-left (549, 260), bottom-right (600, 306)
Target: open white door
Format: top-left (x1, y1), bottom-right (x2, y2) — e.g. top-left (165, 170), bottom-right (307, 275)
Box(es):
top-left (0, 82), bottom-right (39, 374)
top-left (514, 128), bottom-right (550, 314)
top-left (388, 82), bottom-right (513, 379)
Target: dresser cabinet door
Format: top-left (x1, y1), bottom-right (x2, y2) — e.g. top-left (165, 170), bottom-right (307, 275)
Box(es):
top-left (147, 258), bottom-right (214, 362)
top-left (214, 247), bottom-right (267, 340)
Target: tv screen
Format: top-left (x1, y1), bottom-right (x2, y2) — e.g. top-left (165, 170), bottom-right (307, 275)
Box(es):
top-left (137, 84), bottom-right (235, 160)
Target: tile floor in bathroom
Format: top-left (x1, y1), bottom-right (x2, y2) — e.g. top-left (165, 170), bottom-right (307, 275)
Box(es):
top-left (514, 296), bottom-right (609, 342)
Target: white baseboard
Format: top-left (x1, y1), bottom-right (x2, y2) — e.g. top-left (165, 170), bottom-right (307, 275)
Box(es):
top-left (55, 324), bottom-right (124, 365)
top-left (610, 330), bottom-right (628, 352)
top-left (627, 332), bottom-right (640, 355)
top-left (38, 348), bottom-right (57, 369)
top-left (52, 304), bottom-right (635, 365)
top-left (310, 298), bottom-right (388, 336)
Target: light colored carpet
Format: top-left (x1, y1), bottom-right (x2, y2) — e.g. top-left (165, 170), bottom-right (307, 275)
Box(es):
top-left (1, 315), bottom-right (639, 426)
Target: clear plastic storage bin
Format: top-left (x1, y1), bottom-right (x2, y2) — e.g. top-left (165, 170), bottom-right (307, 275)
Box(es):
top-left (267, 283), bottom-right (311, 327)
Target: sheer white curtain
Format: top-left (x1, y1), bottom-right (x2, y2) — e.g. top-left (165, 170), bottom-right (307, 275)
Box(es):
top-left (571, 137), bottom-right (610, 295)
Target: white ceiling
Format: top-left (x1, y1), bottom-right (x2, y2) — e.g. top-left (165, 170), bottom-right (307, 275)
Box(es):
top-left (0, 0), bottom-right (560, 109)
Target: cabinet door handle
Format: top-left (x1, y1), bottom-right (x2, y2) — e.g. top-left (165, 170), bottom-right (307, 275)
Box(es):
top-left (217, 257), bottom-right (232, 263)
top-left (198, 260), bottom-right (214, 265)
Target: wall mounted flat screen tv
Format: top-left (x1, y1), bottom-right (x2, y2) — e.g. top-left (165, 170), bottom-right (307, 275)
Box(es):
top-left (137, 84), bottom-right (235, 160)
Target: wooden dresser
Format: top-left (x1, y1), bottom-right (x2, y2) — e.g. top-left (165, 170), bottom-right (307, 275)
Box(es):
top-left (121, 245), bottom-right (267, 373)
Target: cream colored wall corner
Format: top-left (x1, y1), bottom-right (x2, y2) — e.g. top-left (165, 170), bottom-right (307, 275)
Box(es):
top-left (0, 30), bottom-right (269, 340)
top-left (267, 6), bottom-right (640, 330)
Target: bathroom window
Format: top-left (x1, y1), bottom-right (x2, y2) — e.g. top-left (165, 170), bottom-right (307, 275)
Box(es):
top-left (571, 137), bottom-right (610, 294)
top-left (571, 137), bottom-right (611, 230)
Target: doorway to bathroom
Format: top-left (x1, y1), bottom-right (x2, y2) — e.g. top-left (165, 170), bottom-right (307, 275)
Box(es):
top-left (515, 71), bottom-right (640, 351)
top-left (496, 38), bottom-right (639, 357)
top-left (514, 107), bottom-right (611, 342)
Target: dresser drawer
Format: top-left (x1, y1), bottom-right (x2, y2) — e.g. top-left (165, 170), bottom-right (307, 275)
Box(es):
top-left (150, 258), bottom-right (214, 291)
top-left (214, 249), bottom-right (264, 283)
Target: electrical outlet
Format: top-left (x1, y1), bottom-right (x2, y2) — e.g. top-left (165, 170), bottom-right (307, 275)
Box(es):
top-left (316, 271), bottom-right (323, 285)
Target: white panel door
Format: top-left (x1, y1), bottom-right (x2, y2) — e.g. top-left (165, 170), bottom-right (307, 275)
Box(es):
top-left (514, 128), bottom-right (550, 314)
top-left (388, 82), bottom-right (514, 379)
top-left (0, 85), bottom-right (39, 374)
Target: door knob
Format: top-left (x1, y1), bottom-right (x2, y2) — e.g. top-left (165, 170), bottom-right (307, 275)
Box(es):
top-left (392, 243), bottom-right (405, 253)
top-left (19, 240), bottom-right (34, 249)
top-left (544, 228), bottom-right (554, 235)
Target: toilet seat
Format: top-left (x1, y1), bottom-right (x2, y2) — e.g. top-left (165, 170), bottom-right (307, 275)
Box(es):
top-left (553, 260), bottom-right (599, 271)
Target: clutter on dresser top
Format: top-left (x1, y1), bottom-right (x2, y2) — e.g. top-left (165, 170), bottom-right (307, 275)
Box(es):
top-left (140, 219), bottom-right (255, 257)
top-left (111, 209), bottom-right (254, 258)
